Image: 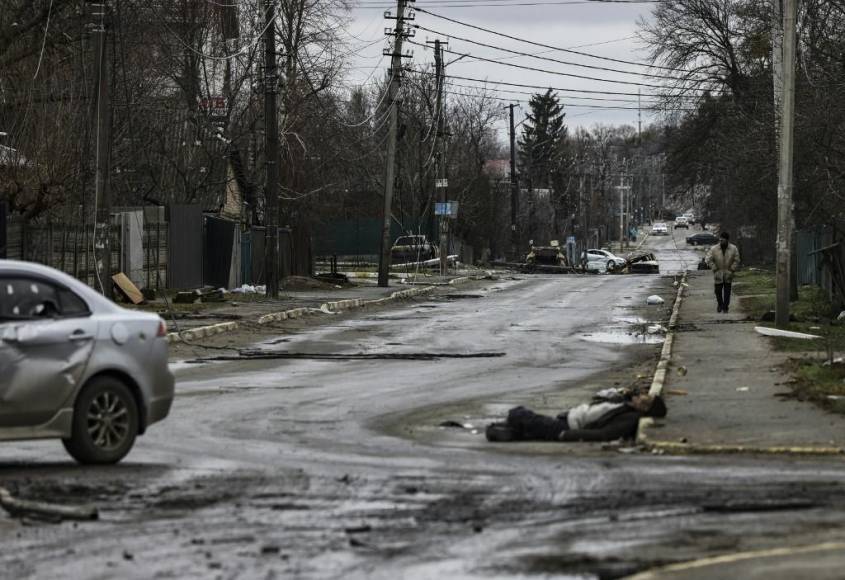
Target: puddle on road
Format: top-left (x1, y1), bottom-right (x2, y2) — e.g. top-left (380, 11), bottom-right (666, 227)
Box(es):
top-left (579, 327), bottom-right (665, 345)
top-left (613, 315), bottom-right (648, 325)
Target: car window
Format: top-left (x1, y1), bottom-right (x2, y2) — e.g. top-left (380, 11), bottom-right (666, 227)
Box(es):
top-left (58, 287), bottom-right (90, 317)
top-left (0, 277), bottom-right (89, 320)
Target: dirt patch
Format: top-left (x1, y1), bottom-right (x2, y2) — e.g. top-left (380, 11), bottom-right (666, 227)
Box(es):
top-left (783, 359), bottom-right (845, 414)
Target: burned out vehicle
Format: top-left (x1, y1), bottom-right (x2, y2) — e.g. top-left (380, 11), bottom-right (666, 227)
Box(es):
top-left (522, 242), bottom-right (571, 273)
top-left (390, 235), bottom-right (437, 264)
top-left (618, 251), bottom-right (660, 274)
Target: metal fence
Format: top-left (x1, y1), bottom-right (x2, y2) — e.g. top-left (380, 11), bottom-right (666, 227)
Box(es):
top-left (796, 224), bottom-right (845, 308)
top-left (3, 209), bottom-right (169, 290)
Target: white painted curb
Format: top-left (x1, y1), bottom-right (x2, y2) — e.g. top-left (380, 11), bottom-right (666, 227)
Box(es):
top-left (636, 272), bottom-right (687, 445)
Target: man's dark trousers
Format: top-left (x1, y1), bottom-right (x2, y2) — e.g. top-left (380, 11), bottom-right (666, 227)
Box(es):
top-left (715, 282), bottom-right (732, 311)
top-left (506, 407), bottom-right (568, 440)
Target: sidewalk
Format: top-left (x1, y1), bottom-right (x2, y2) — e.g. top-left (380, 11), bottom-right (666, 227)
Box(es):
top-left (644, 271), bottom-right (845, 452)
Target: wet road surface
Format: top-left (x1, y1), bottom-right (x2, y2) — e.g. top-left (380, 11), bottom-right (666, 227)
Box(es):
top-left (1, 228), bottom-right (845, 579)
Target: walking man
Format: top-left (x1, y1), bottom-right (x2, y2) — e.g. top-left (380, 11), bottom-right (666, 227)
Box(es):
top-left (706, 231), bottom-right (740, 313)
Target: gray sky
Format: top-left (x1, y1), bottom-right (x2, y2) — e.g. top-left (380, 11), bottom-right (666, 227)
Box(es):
top-left (343, 0), bottom-right (660, 140)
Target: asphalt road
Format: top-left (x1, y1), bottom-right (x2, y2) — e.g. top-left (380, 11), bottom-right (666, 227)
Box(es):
top-left (2, 227), bottom-right (845, 580)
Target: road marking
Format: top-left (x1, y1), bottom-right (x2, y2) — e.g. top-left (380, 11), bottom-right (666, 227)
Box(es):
top-left (627, 541), bottom-right (845, 579)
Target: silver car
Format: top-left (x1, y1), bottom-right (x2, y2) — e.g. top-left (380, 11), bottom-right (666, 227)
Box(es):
top-left (0, 260), bottom-right (174, 464)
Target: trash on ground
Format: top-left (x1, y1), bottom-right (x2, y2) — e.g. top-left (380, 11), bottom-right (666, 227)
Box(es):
top-left (112, 272), bottom-right (145, 304)
top-left (646, 295), bottom-right (664, 305)
top-left (754, 326), bottom-right (820, 340)
top-left (676, 366), bottom-right (688, 376)
top-left (439, 420), bottom-right (465, 429)
top-left (666, 389), bottom-right (688, 396)
top-left (736, 386), bottom-right (750, 392)
top-left (838, 311), bottom-right (845, 321)
top-left (647, 324), bottom-right (668, 334)
top-left (822, 357), bottom-right (844, 366)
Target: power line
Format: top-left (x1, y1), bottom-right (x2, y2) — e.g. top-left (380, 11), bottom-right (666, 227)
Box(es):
top-left (414, 6), bottom-right (692, 74)
top-left (408, 69), bottom-right (707, 98)
top-left (440, 87), bottom-right (691, 110)
top-left (407, 39), bottom-right (708, 91)
top-left (414, 24), bottom-right (697, 83)
top-left (359, 0), bottom-right (658, 7)
top-left (443, 79), bottom-right (672, 103)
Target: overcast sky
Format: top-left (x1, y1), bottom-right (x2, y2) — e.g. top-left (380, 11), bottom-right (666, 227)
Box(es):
top-left (343, 0), bottom-right (659, 142)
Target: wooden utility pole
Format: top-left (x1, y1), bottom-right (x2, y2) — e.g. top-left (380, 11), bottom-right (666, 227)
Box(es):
top-left (91, 1), bottom-right (112, 298)
top-left (509, 103), bottom-right (519, 261)
top-left (775, 0), bottom-right (797, 328)
top-left (263, 0), bottom-right (280, 298)
top-left (378, 0), bottom-right (411, 287)
top-left (433, 39), bottom-right (449, 276)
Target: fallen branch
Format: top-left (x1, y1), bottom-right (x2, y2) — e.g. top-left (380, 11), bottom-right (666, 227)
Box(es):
top-left (0, 487), bottom-right (99, 521)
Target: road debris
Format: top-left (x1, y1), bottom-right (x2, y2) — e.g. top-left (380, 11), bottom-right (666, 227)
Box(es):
top-left (186, 351), bottom-right (507, 363)
top-left (754, 326), bottom-right (821, 340)
top-left (646, 295), bottom-right (664, 305)
top-left (0, 487), bottom-right (98, 522)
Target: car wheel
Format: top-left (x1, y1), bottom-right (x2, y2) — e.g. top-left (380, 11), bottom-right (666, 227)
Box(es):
top-left (606, 260), bottom-right (615, 272)
top-left (62, 376), bottom-right (139, 465)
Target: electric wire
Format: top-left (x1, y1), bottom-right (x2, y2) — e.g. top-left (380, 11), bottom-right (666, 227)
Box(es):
top-left (414, 24), bottom-right (698, 83)
top-left (414, 6), bottom-right (694, 74)
top-left (408, 68), bottom-right (707, 98)
top-left (406, 39), bottom-right (708, 91)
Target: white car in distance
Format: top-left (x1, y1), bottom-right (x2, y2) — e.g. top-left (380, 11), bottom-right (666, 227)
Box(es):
top-left (651, 223), bottom-right (669, 235)
top-left (582, 249), bottom-right (626, 272)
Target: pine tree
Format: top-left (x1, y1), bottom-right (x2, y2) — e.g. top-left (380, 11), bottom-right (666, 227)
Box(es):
top-left (518, 89), bottom-right (568, 190)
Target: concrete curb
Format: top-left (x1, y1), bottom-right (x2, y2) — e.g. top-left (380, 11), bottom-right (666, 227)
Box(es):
top-left (639, 441), bottom-right (845, 456)
top-left (168, 285), bottom-right (439, 342)
top-left (167, 321), bottom-right (238, 344)
top-left (636, 271), bottom-right (687, 445)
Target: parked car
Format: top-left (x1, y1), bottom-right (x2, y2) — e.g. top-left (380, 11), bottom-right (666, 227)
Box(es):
top-left (674, 216), bottom-right (689, 229)
top-left (686, 232), bottom-right (719, 246)
top-left (582, 249), bottom-right (626, 272)
top-left (0, 260), bottom-right (174, 464)
top-left (683, 213), bottom-right (696, 225)
top-left (651, 222), bottom-right (669, 235)
top-left (390, 235), bottom-right (437, 264)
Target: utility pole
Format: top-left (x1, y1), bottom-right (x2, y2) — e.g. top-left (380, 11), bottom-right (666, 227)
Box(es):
top-left (378, 0), bottom-right (412, 287)
top-left (618, 176), bottom-right (625, 248)
top-left (578, 167), bottom-right (586, 269)
top-left (91, 1), bottom-right (112, 299)
top-left (775, 0), bottom-right (797, 328)
top-left (433, 39), bottom-right (449, 276)
top-left (637, 89), bottom-right (642, 144)
top-left (263, 0), bottom-right (280, 298)
top-left (508, 103), bottom-right (519, 261)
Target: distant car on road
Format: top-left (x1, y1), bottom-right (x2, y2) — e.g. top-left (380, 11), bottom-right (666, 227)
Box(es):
top-left (583, 249), bottom-right (626, 272)
top-left (651, 222), bottom-right (669, 235)
top-left (674, 216), bottom-right (689, 229)
top-left (686, 232), bottom-right (719, 246)
top-left (683, 213), bottom-right (696, 225)
top-left (0, 260), bottom-right (174, 464)
top-left (390, 235), bottom-right (437, 264)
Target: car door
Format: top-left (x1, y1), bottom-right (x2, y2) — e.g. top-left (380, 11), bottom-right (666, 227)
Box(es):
top-left (0, 276), bottom-right (97, 427)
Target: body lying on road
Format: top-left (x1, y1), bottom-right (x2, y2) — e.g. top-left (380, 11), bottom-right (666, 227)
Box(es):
top-left (485, 390), bottom-right (667, 443)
